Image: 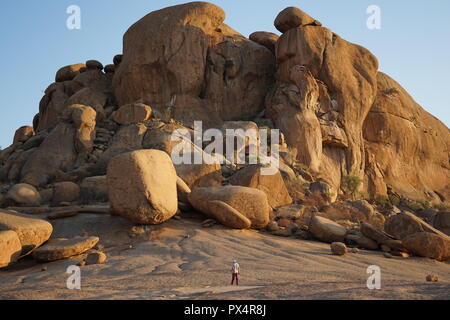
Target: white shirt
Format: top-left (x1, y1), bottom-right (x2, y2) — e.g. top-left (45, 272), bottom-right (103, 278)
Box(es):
top-left (232, 262), bottom-right (240, 274)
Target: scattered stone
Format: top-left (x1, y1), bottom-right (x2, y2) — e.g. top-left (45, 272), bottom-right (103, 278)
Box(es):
top-left (78, 260), bottom-right (86, 267)
top-left (32, 236), bottom-right (100, 262)
top-left (309, 216), bottom-right (347, 243)
top-left (384, 252), bottom-right (393, 259)
top-left (277, 218), bottom-right (291, 229)
top-left (295, 229), bottom-right (312, 240)
top-left (351, 248), bottom-right (360, 254)
top-left (272, 228), bottom-right (292, 237)
top-left (330, 242), bottom-right (347, 256)
top-left (385, 211), bottom-right (436, 240)
top-left (392, 252), bottom-right (410, 258)
top-left (426, 275), bottom-right (439, 283)
top-left (266, 221), bottom-right (279, 232)
top-left (80, 176), bottom-right (108, 203)
top-left (276, 205), bottom-right (307, 220)
top-left (85, 251), bottom-right (107, 265)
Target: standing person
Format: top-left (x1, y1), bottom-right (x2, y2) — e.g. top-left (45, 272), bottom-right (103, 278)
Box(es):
top-left (231, 260), bottom-right (240, 286)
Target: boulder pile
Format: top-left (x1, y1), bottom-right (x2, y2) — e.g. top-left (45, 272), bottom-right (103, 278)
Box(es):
top-left (0, 2), bottom-right (449, 268)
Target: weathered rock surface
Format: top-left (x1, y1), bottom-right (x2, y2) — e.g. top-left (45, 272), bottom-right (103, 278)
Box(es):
top-left (364, 72), bottom-right (450, 201)
top-left (32, 236), bottom-right (99, 262)
top-left (174, 154), bottom-right (223, 189)
top-left (360, 222), bottom-right (395, 244)
top-left (321, 200), bottom-right (385, 229)
top-left (249, 32), bottom-right (279, 54)
top-left (434, 212), bottom-right (450, 236)
top-left (5, 183), bottom-right (41, 207)
top-left (330, 242), bottom-right (347, 256)
top-left (52, 181), bottom-right (80, 203)
top-left (113, 2), bottom-right (275, 128)
top-left (206, 200), bottom-right (252, 229)
top-left (21, 123), bottom-right (77, 187)
top-left (346, 232), bottom-right (379, 250)
top-left (13, 126), bottom-right (35, 144)
top-left (85, 251), bottom-right (107, 265)
top-left (80, 176), bottom-right (108, 203)
top-left (402, 232), bottom-right (450, 262)
top-left (274, 7), bottom-right (321, 33)
top-left (63, 104), bottom-right (97, 164)
top-left (0, 209), bottom-right (53, 255)
top-left (309, 215), bottom-right (347, 243)
top-left (188, 186), bottom-right (270, 229)
top-left (107, 150), bottom-right (178, 224)
top-left (229, 165), bottom-right (292, 208)
top-left (0, 230), bottom-right (22, 268)
top-left (112, 103), bottom-right (152, 125)
top-left (385, 211), bottom-right (447, 240)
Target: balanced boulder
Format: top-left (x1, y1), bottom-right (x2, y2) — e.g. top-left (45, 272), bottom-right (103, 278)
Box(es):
top-left (274, 7), bottom-right (321, 33)
top-left (188, 186), bottom-right (270, 229)
top-left (13, 126), bottom-right (35, 144)
top-left (107, 150), bottom-right (178, 224)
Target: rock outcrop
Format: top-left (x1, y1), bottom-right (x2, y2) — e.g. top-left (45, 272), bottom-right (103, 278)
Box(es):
top-left (0, 2), bottom-right (449, 268)
top-left (113, 2), bottom-right (276, 128)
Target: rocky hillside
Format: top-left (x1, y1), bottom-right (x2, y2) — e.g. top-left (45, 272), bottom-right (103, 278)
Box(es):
top-left (0, 2), bottom-right (449, 269)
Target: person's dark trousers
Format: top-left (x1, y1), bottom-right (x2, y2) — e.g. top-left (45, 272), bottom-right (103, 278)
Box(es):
top-left (231, 273), bottom-right (239, 286)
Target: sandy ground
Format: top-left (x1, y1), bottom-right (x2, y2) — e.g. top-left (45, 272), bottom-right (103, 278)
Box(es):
top-left (0, 212), bottom-right (449, 300)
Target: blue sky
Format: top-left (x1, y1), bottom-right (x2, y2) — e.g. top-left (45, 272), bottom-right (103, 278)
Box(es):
top-left (0, 0), bottom-right (449, 148)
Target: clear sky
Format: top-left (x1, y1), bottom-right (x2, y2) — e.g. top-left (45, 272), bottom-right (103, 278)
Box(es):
top-left (0, 0), bottom-right (449, 148)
